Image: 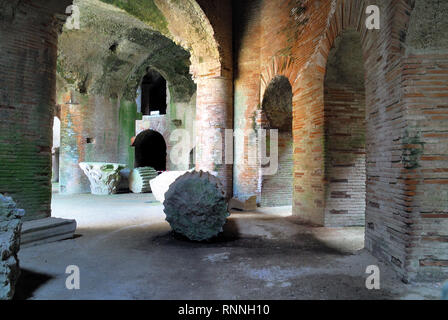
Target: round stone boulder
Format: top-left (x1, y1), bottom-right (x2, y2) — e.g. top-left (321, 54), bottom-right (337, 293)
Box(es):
top-left (163, 171), bottom-right (229, 241)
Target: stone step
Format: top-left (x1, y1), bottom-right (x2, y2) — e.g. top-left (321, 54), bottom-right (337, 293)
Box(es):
top-left (21, 217), bottom-right (77, 248)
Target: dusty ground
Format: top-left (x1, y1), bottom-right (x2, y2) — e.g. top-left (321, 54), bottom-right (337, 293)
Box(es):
top-left (15, 193), bottom-right (443, 300)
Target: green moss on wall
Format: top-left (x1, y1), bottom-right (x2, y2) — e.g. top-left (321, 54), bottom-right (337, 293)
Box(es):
top-left (0, 120), bottom-right (52, 221)
top-left (402, 130), bottom-right (425, 170)
top-left (100, 0), bottom-right (169, 35)
top-left (118, 99), bottom-right (140, 169)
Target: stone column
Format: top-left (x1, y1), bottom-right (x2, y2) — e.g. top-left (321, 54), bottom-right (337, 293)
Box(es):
top-left (0, 0), bottom-right (77, 248)
top-left (195, 77), bottom-right (233, 197)
top-left (0, 0), bottom-right (69, 221)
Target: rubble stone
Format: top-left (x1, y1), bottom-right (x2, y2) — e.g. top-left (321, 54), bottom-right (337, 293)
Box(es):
top-left (0, 194), bottom-right (25, 300)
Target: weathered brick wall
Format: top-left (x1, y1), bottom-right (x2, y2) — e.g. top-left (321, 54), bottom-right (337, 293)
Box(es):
top-left (323, 30), bottom-right (366, 227)
top-left (260, 132), bottom-right (294, 207)
top-left (324, 85), bottom-right (366, 227)
top-left (259, 75), bottom-right (294, 207)
top-left (402, 54), bottom-right (448, 280)
top-left (233, 0), bottom-right (263, 202)
top-left (58, 89), bottom-right (197, 194)
top-left (234, 0), bottom-right (447, 281)
top-left (58, 92), bottom-right (120, 194)
top-left (195, 77), bottom-right (233, 197)
top-left (1, 0), bottom-right (445, 282)
top-left (0, 0), bottom-right (71, 221)
top-left (401, 0), bottom-right (448, 281)
top-left (192, 0), bottom-right (234, 197)
top-left (293, 0), bottom-right (416, 281)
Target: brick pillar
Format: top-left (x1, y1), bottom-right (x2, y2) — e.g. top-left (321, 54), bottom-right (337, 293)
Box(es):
top-left (195, 77), bottom-right (233, 197)
top-left (0, 1), bottom-right (69, 221)
top-left (232, 0), bottom-right (262, 202)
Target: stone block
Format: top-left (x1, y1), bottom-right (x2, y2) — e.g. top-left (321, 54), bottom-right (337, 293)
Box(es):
top-left (20, 218), bottom-right (77, 248)
top-left (0, 194), bottom-right (25, 300)
top-left (129, 167), bottom-right (159, 194)
top-left (228, 196), bottom-right (257, 211)
top-left (79, 162), bottom-right (127, 195)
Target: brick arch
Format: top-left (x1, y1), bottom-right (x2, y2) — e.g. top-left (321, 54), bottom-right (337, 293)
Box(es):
top-left (258, 1), bottom-right (383, 225)
top-left (290, 0), bottom-right (421, 281)
top-left (154, 0), bottom-right (228, 80)
top-left (260, 56), bottom-right (300, 102)
top-left (290, 0), bottom-right (412, 222)
top-left (258, 75), bottom-right (294, 207)
top-left (314, 1), bottom-right (372, 229)
top-left (153, 0), bottom-right (234, 194)
top-left (308, 0), bottom-right (375, 81)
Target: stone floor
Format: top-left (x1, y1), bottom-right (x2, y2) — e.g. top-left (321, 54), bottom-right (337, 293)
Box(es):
top-left (15, 193), bottom-right (444, 300)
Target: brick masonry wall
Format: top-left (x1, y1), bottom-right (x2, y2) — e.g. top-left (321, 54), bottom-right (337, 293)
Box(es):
top-left (324, 30), bottom-right (366, 227)
top-left (234, 0), bottom-right (448, 281)
top-left (59, 92), bottom-right (120, 194)
top-left (399, 0), bottom-right (448, 281)
top-left (0, 0), bottom-right (71, 221)
top-left (324, 86), bottom-right (366, 227)
top-left (259, 75), bottom-right (294, 207)
top-left (292, 0), bottom-right (417, 281)
top-left (260, 132), bottom-right (293, 207)
top-left (195, 77), bottom-right (233, 197)
top-left (233, 0), bottom-right (263, 202)
top-left (400, 53), bottom-right (448, 280)
top-left (191, 0), bottom-right (234, 196)
top-left (1, 0), bottom-right (445, 282)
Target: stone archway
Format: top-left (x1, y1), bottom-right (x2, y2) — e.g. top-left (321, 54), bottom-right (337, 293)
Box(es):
top-left (132, 129), bottom-right (167, 171)
top-left (0, 0), bottom-right (231, 219)
top-left (323, 29), bottom-right (366, 227)
top-left (260, 76), bottom-right (294, 207)
top-left (289, 0), bottom-right (420, 281)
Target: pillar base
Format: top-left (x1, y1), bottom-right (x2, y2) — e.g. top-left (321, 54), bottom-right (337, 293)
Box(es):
top-left (21, 218), bottom-right (77, 248)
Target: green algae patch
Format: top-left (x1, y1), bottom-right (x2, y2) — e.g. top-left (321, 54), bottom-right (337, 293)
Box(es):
top-left (100, 0), bottom-right (169, 36)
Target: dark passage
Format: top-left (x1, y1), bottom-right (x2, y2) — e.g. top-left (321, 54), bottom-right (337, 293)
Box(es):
top-left (133, 129), bottom-right (167, 171)
top-left (141, 68), bottom-right (167, 116)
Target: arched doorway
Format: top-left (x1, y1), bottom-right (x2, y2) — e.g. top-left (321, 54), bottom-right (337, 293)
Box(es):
top-left (260, 75), bottom-right (293, 207)
top-left (132, 130), bottom-right (167, 171)
top-left (141, 68), bottom-right (167, 116)
top-left (324, 29), bottom-right (366, 227)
